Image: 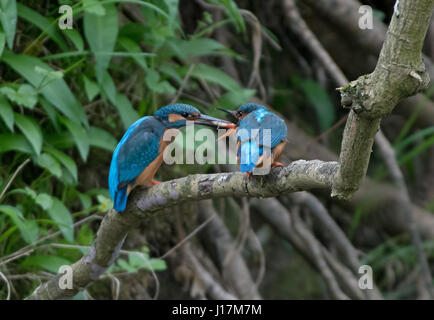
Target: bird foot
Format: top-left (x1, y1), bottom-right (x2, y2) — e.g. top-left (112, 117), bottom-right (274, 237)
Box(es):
top-left (272, 161), bottom-right (284, 168)
top-left (151, 179), bottom-right (161, 186)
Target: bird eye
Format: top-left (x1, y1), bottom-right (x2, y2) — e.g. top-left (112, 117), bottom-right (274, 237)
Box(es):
top-left (237, 111), bottom-right (243, 117)
top-left (182, 112), bottom-right (189, 118)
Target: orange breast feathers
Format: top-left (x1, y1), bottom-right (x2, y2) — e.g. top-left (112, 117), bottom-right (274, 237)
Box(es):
top-left (126, 133), bottom-right (178, 195)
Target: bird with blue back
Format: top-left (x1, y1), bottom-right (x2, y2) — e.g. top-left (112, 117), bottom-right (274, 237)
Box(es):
top-left (109, 103), bottom-right (234, 212)
top-left (218, 103), bottom-right (287, 177)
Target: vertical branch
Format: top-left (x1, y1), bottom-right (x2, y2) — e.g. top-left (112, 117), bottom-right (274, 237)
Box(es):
top-left (332, 0), bottom-right (433, 199)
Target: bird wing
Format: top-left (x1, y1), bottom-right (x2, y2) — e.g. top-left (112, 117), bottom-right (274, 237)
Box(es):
top-left (109, 117), bottom-right (161, 199)
top-left (117, 126), bottom-right (161, 186)
top-left (256, 113), bottom-right (287, 148)
top-left (236, 111), bottom-right (287, 172)
top-left (237, 111), bottom-right (287, 148)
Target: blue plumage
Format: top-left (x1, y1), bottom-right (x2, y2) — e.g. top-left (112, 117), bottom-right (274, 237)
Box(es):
top-left (239, 141), bottom-right (260, 173)
top-left (222, 103), bottom-right (287, 175)
top-left (109, 103), bottom-right (231, 212)
top-left (109, 116), bottom-right (162, 212)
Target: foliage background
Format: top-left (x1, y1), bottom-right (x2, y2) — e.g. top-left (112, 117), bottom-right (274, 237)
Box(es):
top-left (0, 0), bottom-right (433, 299)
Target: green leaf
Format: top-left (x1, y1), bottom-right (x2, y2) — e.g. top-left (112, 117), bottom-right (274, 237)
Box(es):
top-left (44, 146), bottom-right (78, 182)
top-left (96, 194), bottom-right (112, 212)
top-left (88, 126), bottom-right (117, 151)
top-left (21, 255), bottom-right (71, 273)
top-left (61, 117), bottom-right (89, 161)
top-left (17, 3), bottom-right (68, 51)
top-left (148, 258), bottom-right (167, 271)
top-left (215, 89), bottom-right (256, 107)
top-left (83, 75), bottom-right (100, 101)
top-left (78, 193), bottom-right (92, 211)
top-left (84, 3), bottom-right (118, 82)
top-left (117, 37), bottom-right (148, 70)
top-left (46, 198), bottom-right (74, 242)
top-left (145, 68), bottom-right (176, 94)
top-left (0, 84), bottom-right (38, 109)
top-left (160, 63), bottom-right (183, 84)
top-left (11, 186), bottom-right (37, 200)
top-left (2, 51), bottom-right (88, 126)
top-left (222, 0), bottom-right (246, 33)
top-left (14, 114), bottom-right (43, 155)
top-left (373, 9), bottom-right (386, 22)
top-left (77, 223), bottom-right (93, 246)
top-left (300, 80), bottom-right (336, 131)
top-left (0, 0), bottom-right (17, 49)
top-left (37, 153), bottom-right (62, 178)
top-left (82, 0), bottom-right (106, 15)
top-left (398, 134), bottom-right (434, 166)
top-left (0, 133), bottom-right (33, 154)
top-left (395, 126), bottom-right (434, 155)
top-left (0, 205), bottom-right (38, 244)
top-left (117, 258), bottom-right (136, 273)
top-left (39, 97), bottom-right (60, 131)
top-left (186, 63), bottom-right (241, 92)
top-left (114, 93), bottom-right (139, 129)
top-left (34, 66), bottom-right (63, 81)
top-left (100, 70), bottom-right (117, 104)
top-left (63, 29), bottom-right (84, 51)
top-left (99, 71), bottom-right (139, 128)
top-left (128, 252), bottom-right (166, 271)
top-left (208, 0), bottom-right (245, 34)
top-left (166, 38), bottom-right (226, 60)
top-left (0, 94), bottom-right (14, 131)
top-left (128, 252), bottom-right (147, 269)
top-left (24, 186), bottom-right (37, 199)
top-left (35, 193), bottom-right (53, 210)
top-left (0, 29), bottom-right (5, 56)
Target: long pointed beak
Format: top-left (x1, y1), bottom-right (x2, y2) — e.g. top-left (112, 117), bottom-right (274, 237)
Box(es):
top-left (194, 114), bottom-right (236, 128)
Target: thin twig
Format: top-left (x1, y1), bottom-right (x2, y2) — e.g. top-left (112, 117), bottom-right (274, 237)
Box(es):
top-left (292, 206), bottom-right (349, 300)
top-left (171, 64), bottom-right (196, 104)
top-left (248, 229), bottom-right (266, 287)
top-left (0, 215), bottom-right (102, 266)
top-left (290, 192), bottom-right (360, 271)
top-left (108, 274), bottom-right (120, 300)
top-left (0, 271), bottom-right (11, 300)
top-left (183, 244), bottom-right (237, 300)
top-left (223, 198), bottom-right (250, 268)
top-left (159, 213), bottom-right (216, 259)
top-left (0, 159), bottom-right (31, 201)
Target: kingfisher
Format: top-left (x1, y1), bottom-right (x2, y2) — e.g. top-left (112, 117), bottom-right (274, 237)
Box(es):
top-left (109, 103), bottom-right (234, 212)
top-left (218, 103), bottom-right (287, 177)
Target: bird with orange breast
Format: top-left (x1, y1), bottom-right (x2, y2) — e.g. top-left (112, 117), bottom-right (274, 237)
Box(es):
top-left (218, 103), bottom-right (287, 177)
top-left (109, 104), bottom-right (234, 212)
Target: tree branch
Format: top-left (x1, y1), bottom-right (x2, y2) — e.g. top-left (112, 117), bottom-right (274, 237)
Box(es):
top-left (332, 0), bottom-right (434, 198)
top-left (26, 0), bottom-right (434, 299)
top-left (26, 160), bottom-right (337, 299)
top-left (197, 200), bottom-right (262, 299)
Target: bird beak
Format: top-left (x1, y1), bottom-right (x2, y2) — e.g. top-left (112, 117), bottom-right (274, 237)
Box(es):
top-left (194, 114), bottom-right (236, 129)
top-left (217, 107), bottom-right (237, 118)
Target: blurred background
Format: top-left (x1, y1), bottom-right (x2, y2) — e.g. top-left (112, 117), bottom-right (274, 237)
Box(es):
top-left (0, 0), bottom-right (433, 299)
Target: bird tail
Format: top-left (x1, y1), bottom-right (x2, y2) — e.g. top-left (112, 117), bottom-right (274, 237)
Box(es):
top-left (239, 141), bottom-right (261, 173)
top-left (113, 186), bottom-right (128, 212)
